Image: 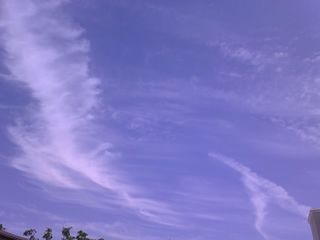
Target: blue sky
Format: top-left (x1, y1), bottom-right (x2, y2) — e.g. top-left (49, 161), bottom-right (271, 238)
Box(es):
top-left (0, 0), bottom-right (320, 239)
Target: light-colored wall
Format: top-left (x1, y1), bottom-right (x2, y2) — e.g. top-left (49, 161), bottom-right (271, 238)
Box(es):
top-left (309, 209), bottom-right (320, 240)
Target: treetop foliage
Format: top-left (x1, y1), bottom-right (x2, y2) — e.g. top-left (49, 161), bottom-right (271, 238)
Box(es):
top-left (0, 224), bottom-right (103, 240)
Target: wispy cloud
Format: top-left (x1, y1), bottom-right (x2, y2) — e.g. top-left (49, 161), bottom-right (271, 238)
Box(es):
top-left (209, 153), bottom-right (310, 240)
top-left (0, 0), bottom-right (178, 225)
top-left (2, 0), bottom-right (106, 189)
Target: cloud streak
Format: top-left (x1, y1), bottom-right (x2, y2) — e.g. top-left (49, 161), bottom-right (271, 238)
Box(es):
top-left (2, 0), bottom-right (106, 189)
top-left (0, 0), bottom-right (177, 225)
top-left (209, 153), bottom-right (310, 239)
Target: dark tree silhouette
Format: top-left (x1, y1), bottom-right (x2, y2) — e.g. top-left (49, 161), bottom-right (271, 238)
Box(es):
top-left (0, 224), bottom-right (5, 231)
top-left (23, 229), bottom-right (37, 240)
top-left (0, 225), bottom-right (104, 240)
top-left (62, 227), bottom-right (75, 240)
top-left (76, 230), bottom-right (89, 240)
top-left (42, 228), bottom-right (53, 240)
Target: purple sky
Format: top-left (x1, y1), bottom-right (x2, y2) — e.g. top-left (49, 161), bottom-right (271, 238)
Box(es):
top-left (0, 0), bottom-right (319, 239)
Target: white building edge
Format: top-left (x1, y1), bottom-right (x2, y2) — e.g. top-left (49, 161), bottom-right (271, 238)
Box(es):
top-left (309, 209), bottom-right (320, 240)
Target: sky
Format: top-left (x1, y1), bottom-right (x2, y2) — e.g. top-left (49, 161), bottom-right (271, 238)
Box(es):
top-left (0, 0), bottom-right (320, 239)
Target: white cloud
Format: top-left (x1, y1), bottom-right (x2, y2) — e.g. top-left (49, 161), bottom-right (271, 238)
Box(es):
top-left (209, 153), bottom-right (310, 240)
top-left (1, 0), bottom-right (177, 226)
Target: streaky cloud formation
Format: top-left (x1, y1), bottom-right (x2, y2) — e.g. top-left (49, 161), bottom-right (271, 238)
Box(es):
top-left (209, 153), bottom-right (310, 240)
top-left (1, 0), bottom-right (177, 225)
top-left (1, 0), bottom-right (104, 189)
top-left (1, 1), bottom-right (318, 239)
top-left (1, 0), bottom-right (119, 191)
